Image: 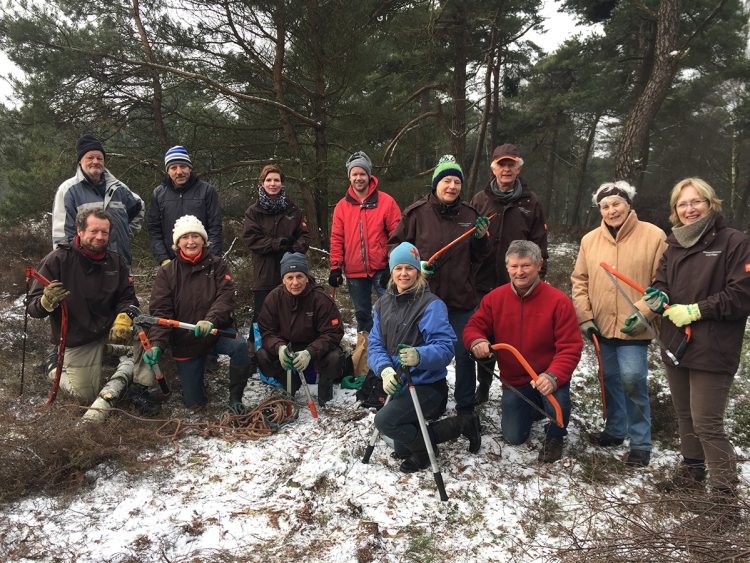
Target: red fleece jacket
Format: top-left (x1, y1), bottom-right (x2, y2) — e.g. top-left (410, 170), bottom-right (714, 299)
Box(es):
top-left (463, 281), bottom-right (582, 387)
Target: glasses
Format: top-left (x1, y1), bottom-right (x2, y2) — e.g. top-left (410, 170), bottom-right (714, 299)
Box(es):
top-left (676, 199), bottom-right (708, 211)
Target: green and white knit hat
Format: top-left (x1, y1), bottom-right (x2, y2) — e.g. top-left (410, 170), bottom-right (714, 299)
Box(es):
top-left (431, 154), bottom-right (464, 190)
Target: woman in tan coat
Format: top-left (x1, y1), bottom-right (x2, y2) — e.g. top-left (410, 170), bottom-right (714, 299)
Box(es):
top-left (571, 181), bottom-right (666, 467)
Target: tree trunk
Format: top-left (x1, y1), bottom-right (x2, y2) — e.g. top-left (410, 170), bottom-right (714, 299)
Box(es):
top-left (615, 0), bottom-right (682, 184)
top-left (450, 4), bottom-right (467, 165)
top-left (571, 112), bottom-right (601, 225)
top-left (542, 112), bottom-right (561, 220)
top-left (131, 0), bottom-right (169, 150)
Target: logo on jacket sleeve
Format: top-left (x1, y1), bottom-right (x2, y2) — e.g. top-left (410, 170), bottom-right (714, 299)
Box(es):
top-left (745, 263), bottom-right (750, 272)
top-left (331, 318), bottom-right (340, 326)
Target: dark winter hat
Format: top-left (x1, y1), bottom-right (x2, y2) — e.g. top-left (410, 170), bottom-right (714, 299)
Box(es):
top-left (280, 252), bottom-right (310, 279)
top-left (431, 155), bottom-right (464, 190)
top-left (76, 134), bottom-right (105, 162)
top-left (346, 151), bottom-right (372, 178)
top-left (389, 242), bottom-right (421, 272)
top-left (491, 143), bottom-right (522, 163)
top-left (164, 145), bottom-right (193, 171)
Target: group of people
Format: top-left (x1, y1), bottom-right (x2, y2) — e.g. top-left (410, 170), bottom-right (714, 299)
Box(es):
top-left (27, 134), bottom-right (749, 508)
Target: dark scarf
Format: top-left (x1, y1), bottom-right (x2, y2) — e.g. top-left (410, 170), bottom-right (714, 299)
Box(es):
top-left (258, 185), bottom-right (289, 214)
top-left (74, 235), bottom-right (106, 261)
top-left (490, 177), bottom-right (522, 204)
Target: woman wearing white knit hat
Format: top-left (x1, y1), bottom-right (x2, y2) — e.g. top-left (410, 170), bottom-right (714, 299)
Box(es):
top-left (144, 215), bottom-right (252, 411)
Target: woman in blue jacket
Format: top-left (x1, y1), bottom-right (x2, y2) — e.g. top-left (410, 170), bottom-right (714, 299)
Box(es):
top-left (370, 242), bottom-right (478, 473)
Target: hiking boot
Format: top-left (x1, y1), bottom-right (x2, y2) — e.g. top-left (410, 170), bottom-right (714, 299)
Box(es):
top-left (228, 364), bottom-right (251, 415)
top-left (399, 433), bottom-right (437, 473)
top-left (624, 449), bottom-right (651, 467)
top-left (206, 353), bottom-right (220, 373)
top-left (459, 411), bottom-right (482, 453)
top-left (128, 383), bottom-right (161, 417)
top-left (538, 436), bottom-right (564, 463)
top-left (587, 430), bottom-right (624, 447)
top-left (708, 487), bottom-right (741, 531)
top-left (318, 378), bottom-right (333, 407)
top-left (656, 461), bottom-right (706, 493)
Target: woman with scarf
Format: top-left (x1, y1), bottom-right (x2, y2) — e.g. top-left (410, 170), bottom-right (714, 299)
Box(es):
top-left (388, 156), bottom-right (489, 452)
top-left (571, 181), bottom-right (667, 468)
top-left (370, 242), bottom-right (460, 472)
top-left (648, 178), bottom-right (749, 516)
top-left (243, 164), bottom-right (311, 321)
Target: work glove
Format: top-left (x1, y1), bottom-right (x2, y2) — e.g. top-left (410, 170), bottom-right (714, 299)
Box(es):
top-left (620, 313), bottom-right (647, 335)
top-left (292, 349), bottom-right (312, 372)
top-left (643, 287), bottom-right (669, 314)
top-left (419, 261), bottom-right (436, 277)
top-left (40, 281), bottom-right (71, 312)
top-left (143, 346), bottom-right (162, 368)
top-left (664, 304), bottom-right (701, 327)
top-left (160, 258), bottom-right (171, 267)
top-left (398, 344), bottom-right (420, 367)
top-left (109, 312), bottom-right (133, 343)
top-left (278, 345), bottom-right (294, 370)
top-left (193, 320), bottom-right (214, 337)
top-left (328, 269), bottom-right (343, 288)
top-left (381, 367), bottom-right (402, 395)
top-left (279, 237), bottom-right (294, 250)
top-left (474, 216), bottom-right (490, 238)
top-left (579, 320), bottom-right (600, 342)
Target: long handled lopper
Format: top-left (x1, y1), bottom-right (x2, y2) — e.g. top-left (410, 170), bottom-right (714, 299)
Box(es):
top-left (426, 212), bottom-right (497, 268)
top-left (591, 333), bottom-right (607, 420)
top-left (362, 395), bottom-right (392, 464)
top-left (284, 346), bottom-right (318, 420)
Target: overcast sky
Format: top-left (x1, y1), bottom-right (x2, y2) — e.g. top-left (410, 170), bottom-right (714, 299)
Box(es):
top-left (0, 2), bottom-right (585, 109)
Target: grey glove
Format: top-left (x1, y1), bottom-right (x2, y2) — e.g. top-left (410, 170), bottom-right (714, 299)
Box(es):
top-left (579, 320), bottom-right (600, 342)
top-left (620, 313), bottom-right (646, 335)
top-left (40, 281), bottom-right (71, 312)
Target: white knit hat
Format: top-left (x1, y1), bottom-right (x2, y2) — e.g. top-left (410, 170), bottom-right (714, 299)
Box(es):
top-left (172, 215), bottom-right (208, 246)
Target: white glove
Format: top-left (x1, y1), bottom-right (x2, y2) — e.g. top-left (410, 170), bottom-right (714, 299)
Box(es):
top-left (381, 367), bottom-right (402, 395)
top-left (278, 345), bottom-right (293, 369)
top-left (292, 350), bottom-right (312, 371)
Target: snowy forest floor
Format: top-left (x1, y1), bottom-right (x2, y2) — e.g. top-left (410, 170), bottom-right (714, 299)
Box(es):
top-left (0, 227), bottom-right (749, 562)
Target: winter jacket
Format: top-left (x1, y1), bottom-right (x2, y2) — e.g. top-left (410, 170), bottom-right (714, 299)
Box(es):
top-left (27, 240), bottom-right (138, 348)
top-left (463, 281), bottom-right (582, 387)
top-left (389, 193), bottom-right (490, 310)
top-left (653, 214), bottom-right (750, 374)
top-left (243, 200), bottom-right (310, 290)
top-left (330, 177), bottom-right (402, 278)
top-left (470, 178), bottom-right (548, 293)
top-left (258, 281), bottom-right (344, 360)
top-left (368, 286), bottom-right (456, 386)
top-left (571, 211), bottom-right (667, 340)
top-left (52, 167), bottom-right (144, 266)
top-left (148, 174), bottom-right (222, 264)
top-left (148, 251), bottom-right (236, 358)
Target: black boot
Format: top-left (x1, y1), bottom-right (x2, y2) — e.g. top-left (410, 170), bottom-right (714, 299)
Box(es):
top-left (429, 416), bottom-right (462, 444)
top-left (128, 383), bottom-right (161, 416)
top-left (318, 377), bottom-right (333, 407)
top-left (656, 460), bottom-right (706, 493)
top-left (459, 411), bottom-right (482, 453)
top-left (400, 432), bottom-right (437, 473)
top-left (228, 365), bottom-right (251, 415)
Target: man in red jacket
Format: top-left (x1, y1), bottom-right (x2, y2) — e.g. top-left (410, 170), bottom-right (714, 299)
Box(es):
top-left (463, 240), bottom-right (582, 462)
top-left (329, 151), bottom-right (401, 334)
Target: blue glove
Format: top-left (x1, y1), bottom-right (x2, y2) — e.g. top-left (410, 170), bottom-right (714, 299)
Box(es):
top-left (144, 346), bottom-right (162, 368)
top-left (643, 287), bottom-right (669, 314)
top-left (420, 261), bottom-right (435, 277)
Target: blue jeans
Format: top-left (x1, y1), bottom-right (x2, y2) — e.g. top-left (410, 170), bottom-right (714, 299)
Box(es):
top-left (347, 270), bottom-right (387, 333)
top-left (501, 382), bottom-right (571, 443)
top-left (448, 308), bottom-right (477, 412)
top-left (599, 341), bottom-right (651, 451)
top-left (175, 333), bottom-right (250, 407)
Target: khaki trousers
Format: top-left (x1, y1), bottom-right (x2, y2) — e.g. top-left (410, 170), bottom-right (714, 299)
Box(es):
top-left (48, 338), bottom-right (106, 405)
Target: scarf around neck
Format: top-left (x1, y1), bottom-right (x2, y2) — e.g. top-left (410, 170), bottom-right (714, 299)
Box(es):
top-left (672, 211), bottom-right (715, 249)
top-left (490, 177), bottom-right (522, 204)
top-left (74, 235), bottom-right (106, 261)
top-left (258, 185), bottom-right (289, 214)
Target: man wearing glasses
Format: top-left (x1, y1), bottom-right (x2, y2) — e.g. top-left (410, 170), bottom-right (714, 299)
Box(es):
top-left (470, 143), bottom-right (549, 403)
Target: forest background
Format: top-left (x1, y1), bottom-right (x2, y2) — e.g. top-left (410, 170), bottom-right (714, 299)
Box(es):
top-left (0, 0), bottom-right (748, 246)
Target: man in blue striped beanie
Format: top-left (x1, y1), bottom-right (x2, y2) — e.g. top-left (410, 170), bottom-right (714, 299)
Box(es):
top-left (147, 145), bottom-right (223, 267)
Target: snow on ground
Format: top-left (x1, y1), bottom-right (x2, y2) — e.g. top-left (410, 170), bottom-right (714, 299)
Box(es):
top-left (4, 334), bottom-right (746, 562)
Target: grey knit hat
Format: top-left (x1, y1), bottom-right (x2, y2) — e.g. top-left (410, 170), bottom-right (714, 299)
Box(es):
top-left (346, 151), bottom-right (372, 178)
top-left (280, 252), bottom-right (310, 279)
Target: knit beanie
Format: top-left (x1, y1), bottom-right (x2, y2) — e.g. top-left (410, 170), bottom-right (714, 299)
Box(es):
top-left (76, 134), bottom-right (105, 162)
top-left (431, 155), bottom-right (464, 190)
top-left (280, 252), bottom-right (310, 278)
top-left (164, 145), bottom-right (193, 171)
top-left (172, 215), bottom-right (208, 246)
top-left (389, 242), bottom-right (421, 272)
top-left (346, 151), bottom-right (372, 178)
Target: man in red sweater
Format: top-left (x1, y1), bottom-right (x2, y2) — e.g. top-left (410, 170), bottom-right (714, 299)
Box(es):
top-left (463, 240), bottom-right (582, 462)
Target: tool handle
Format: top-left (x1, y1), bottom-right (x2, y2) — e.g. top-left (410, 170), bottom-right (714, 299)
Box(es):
top-left (426, 212), bottom-right (497, 267)
top-left (157, 318), bottom-right (237, 338)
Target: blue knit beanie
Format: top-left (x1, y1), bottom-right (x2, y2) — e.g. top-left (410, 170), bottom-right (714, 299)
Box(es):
top-left (389, 242), bottom-right (421, 272)
top-left (431, 154), bottom-right (464, 190)
top-left (164, 145), bottom-right (193, 171)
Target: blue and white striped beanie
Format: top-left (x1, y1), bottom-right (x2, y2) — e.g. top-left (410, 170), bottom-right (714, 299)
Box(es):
top-left (164, 145), bottom-right (192, 171)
